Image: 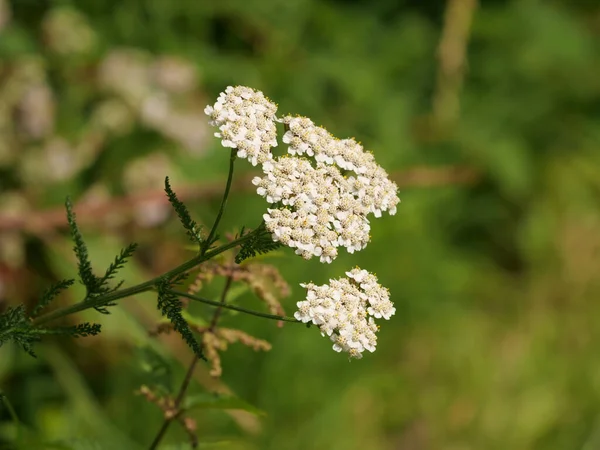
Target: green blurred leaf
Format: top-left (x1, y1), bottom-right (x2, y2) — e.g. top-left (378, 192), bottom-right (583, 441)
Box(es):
top-left (183, 393), bottom-right (265, 416)
top-left (135, 345), bottom-right (173, 395)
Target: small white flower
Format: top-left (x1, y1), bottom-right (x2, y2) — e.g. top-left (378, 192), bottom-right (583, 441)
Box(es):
top-left (297, 268), bottom-right (394, 359)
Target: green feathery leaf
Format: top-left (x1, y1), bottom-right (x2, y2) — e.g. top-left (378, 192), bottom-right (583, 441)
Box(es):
top-left (66, 198), bottom-right (138, 314)
top-left (32, 278), bottom-right (75, 318)
top-left (1, 304), bottom-right (103, 357)
top-left (156, 277), bottom-right (205, 360)
top-left (40, 322), bottom-right (102, 338)
top-left (235, 223), bottom-right (282, 264)
top-left (92, 243), bottom-right (138, 314)
top-left (0, 305), bottom-right (39, 357)
top-left (164, 177), bottom-right (203, 247)
top-left (65, 197), bottom-right (99, 293)
top-left (100, 243), bottom-right (138, 288)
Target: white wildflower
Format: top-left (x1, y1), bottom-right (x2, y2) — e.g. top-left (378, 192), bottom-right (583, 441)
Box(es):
top-left (204, 86), bottom-right (278, 166)
top-left (295, 268), bottom-right (395, 359)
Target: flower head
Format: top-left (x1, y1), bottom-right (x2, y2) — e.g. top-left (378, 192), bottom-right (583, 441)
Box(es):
top-left (252, 115), bottom-right (399, 263)
top-left (282, 116), bottom-right (399, 217)
top-left (204, 86), bottom-right (278, 166)
top-left (295, 268), bottom-right (395, 359)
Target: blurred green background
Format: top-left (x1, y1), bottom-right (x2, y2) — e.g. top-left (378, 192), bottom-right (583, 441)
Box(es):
top-left (2, 0), bottom-right (600, 448)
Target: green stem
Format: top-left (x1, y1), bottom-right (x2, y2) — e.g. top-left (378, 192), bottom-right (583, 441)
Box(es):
top-left (203, 149), bottom-right (236, 253)
top-left (32, 231), bottom-right (256, 327)
top-left (149, 264), bottom-right (237, 450)
top-left (169, 290), bottom-right (300, 323)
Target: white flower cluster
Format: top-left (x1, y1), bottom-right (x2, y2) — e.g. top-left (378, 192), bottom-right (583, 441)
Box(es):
top-left (253, 115), bottom-right (399, 263)
top-left (295, 268), bottom-right (395, 359)
top-left (254, 158), bottom-right (371, 263)
top-left (204, 87), bottom-right (398, 360)
top-left (204, 86), bottom-right (278, 166)
top-left (283, 116), bottom-right (399, 218)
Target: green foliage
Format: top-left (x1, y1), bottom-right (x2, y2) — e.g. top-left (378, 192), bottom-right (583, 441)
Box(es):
top-left (0, 305), bottom-right (100, 357)
top-left (156, 277), bottom-right (205, 360)
top-left (235, 224), bottom-right (282, 264)
top-left (164, 177), bottom-right (204, 248)
top-left (57, 437), bottom-right (141, 450)
top-left (0, 305), bottom-right (38, 357)
top-left (31, 279), bottom-right (75, 318)
top-left (65, 197), bottom-right (97, 294)
top-left (160, 443), bottom-right (237, 450)
top-left (183, 392), bottom-right (265, 417)
top-left (65, 198), bottom-right (137, 314)
top-left (39, 323), bottom-right (102, 338)
top-left (99, 243), bottom-right (139, 293)
top-left (136, 345), bottom-right (173, 395)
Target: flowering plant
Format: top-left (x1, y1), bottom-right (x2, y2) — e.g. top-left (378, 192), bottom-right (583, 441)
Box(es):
top-left (0, 86), bottom-right (399, 447)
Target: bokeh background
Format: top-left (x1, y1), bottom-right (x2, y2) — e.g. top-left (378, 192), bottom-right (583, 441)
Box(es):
top-left (2, 0), bottom-right (600, 448)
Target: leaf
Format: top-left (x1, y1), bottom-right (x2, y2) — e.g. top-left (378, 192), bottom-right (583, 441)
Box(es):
top-left (235, 223), bottom-right (282, 264)
top-left (31, 279), bottom-right (75, 318)
top-left (65, 197), bottom-right (98, 293)
top-left (164, 177), bottom-right (203, 247)
top-left (135, 345), bottom-right (173, 395)
top-left (40, 323), bottom-right (102, 338)
top-left (65, 198), bottom-right (138, 315)
top-left (223, 284), bottom-right (250, 305)
top-left (181, 310), bottom-right (208, 329)
top-left (0, 304), bottom-right (101, 358)
top-left (183, 393), bottom-right (265, 416)
top-left (0, 305), bottom-right (38, 357)
top-left (156, 279), bottom-right (204, 360)
top-left (99, 243), bottom-right (138, 291)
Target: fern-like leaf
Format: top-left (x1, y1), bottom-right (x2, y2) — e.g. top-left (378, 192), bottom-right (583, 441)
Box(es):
top-left (66, 199), bottom-right (138, 314)
top-left (0, 305), bottom-right (38, 356)
top-left (156, 277), bottom-right (204, 360)
top-left (235, 223), bottom-right (282, 264)
top-left (90, 240), bottom-right (137, 312)
top-left (41, 322), bottom-right (102, 338)
top-left (31, 278), bottom-right (75, 318)
top-left (164, 177), bottom-right (203, 247)
top-left (101, 243), bottom-right (138, 285)
top-left (65, 197), bottom-right (99, 293)
top-left (0, 304), bottom-right (103, 357)
top-left (91, 242), bottom-right (137, 314)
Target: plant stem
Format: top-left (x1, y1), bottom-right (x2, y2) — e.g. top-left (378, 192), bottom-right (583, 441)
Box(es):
top-left (149, 264), bottom-right (236, 449)
top-left (203, 149), bottom-right (236, 253)
top-left (170, 290), bottom-right (300, 323)
top-left (148, 356), bottom-right (199, 450)
top-left (32, 230), bottom-right (256, 327)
